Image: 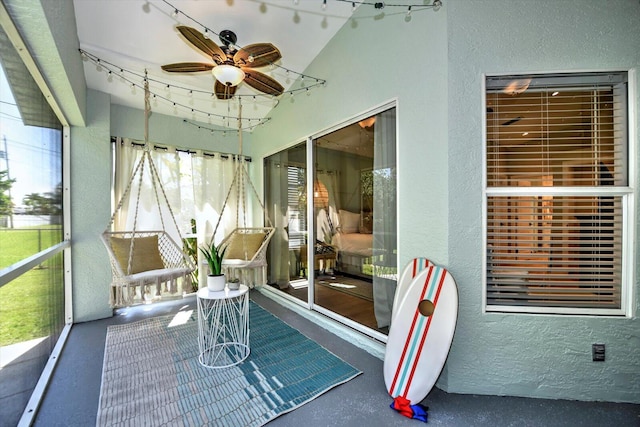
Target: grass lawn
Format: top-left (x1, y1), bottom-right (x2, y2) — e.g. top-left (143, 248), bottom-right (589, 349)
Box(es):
top-left (0, 226), bottom-right (65, 347)
top-left (0, 227), bottom-right (63, 269)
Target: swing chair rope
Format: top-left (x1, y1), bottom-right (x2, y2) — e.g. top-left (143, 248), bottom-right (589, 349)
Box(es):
top-left (105, 74), bottom-right (186, 268)
top-left (102, 72), bottom-right (195, 305)
top-left (104, 149), bottom-right (145, 232)
top-left (146, 150), bottom-right (184, 240)
top-left (211, 99), bottom-right (273, 247)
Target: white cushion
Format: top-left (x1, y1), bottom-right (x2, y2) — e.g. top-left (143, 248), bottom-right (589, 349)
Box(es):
top-left (339, 210), bottom-right (360, 234)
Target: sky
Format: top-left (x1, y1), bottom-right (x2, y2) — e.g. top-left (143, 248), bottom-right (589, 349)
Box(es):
top-left (0, 64), bottom-right (62, 208)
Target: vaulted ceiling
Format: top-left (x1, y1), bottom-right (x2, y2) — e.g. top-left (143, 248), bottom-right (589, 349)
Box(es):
top-left (73, 0), bottom-right (357, 131)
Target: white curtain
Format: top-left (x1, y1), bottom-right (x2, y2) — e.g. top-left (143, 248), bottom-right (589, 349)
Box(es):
top-left (192, 153), bottom-right (244, 289)
top-left (264, 154), bottom-right (291, 289)
top-left (112, 138), bottom-right (192, 244)
top-left (372, 109), bottom-right (397, 328)
top-left (112, 139), bottom-right (245, 290)
top-left (112, 137), bottom-right (139, 231)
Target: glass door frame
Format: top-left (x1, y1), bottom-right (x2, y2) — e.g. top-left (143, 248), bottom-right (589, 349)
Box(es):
top-left (308, 100), bottom-right (397, 342)
top-left (263, 100), bottom-right (398, 343)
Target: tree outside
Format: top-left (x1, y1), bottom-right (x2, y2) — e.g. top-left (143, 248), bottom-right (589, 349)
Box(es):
top-left (0, 169), bottom-right (16, 216)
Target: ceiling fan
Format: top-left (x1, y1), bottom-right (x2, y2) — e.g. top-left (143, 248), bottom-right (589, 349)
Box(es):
top-left (161, 26), bottom-right (284, 100)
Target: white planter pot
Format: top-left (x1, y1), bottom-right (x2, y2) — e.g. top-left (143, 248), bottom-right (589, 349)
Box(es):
top-left (207, 274), bottom-right (226, 292)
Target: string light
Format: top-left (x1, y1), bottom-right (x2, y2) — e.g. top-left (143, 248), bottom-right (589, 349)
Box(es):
top-left (322, 0), bottom-right (327, 10)
top-left (79, 13), bottom-right (331, 129)
top-left (79, 49), bottom-right (275, 126)
top-left (335, 0), bottom-right (443, 12)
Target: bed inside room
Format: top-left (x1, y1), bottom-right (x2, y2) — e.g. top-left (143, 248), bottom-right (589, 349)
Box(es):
top-left (264, 107), bottom-right (398, 332)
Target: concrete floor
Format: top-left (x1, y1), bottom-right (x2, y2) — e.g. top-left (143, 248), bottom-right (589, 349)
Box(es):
top-left (31, 290), bottom-right (640, 427)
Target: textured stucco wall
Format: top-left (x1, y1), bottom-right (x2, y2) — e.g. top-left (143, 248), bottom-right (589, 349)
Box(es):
top-left (446, 0), bottom-right (640, 402)
top-left (251, 5), bottom-right (450, 269)
top-left (110, 104), bottom-right (243, 154)
top-left (70, 89), bottom-right (112, 322)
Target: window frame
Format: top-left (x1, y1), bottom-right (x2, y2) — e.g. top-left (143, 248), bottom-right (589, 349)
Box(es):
top-left (481, 70), bottom-right (636, 317)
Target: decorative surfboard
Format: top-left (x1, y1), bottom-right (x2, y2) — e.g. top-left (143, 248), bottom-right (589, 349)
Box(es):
top-left (392, 257), bottom-right (434, 323)
top-left (384, 264), bottom-right (458, 409)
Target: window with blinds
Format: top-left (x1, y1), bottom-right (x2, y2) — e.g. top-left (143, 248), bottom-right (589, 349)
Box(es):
top-left (287, 165), bottom-right (307, 248)
top-left (484, 71), bottom-right (631, 315)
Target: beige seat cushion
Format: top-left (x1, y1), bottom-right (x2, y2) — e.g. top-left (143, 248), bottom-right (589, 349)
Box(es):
top-left (224, 232), bottom-right (266, 260)
top-left (110, 235), bottom-right (165, 274)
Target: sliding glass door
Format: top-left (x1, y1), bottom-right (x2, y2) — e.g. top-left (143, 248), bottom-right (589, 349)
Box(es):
top-left (264, 104), bottom-right (397, 336)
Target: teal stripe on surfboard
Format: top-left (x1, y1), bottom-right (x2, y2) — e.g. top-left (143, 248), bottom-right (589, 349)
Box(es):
top-left (392, 265), bottom-right (443, 397)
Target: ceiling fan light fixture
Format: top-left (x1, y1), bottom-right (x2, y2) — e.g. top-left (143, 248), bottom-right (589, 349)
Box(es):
top-left (212, 64), bottom-right (245, 87)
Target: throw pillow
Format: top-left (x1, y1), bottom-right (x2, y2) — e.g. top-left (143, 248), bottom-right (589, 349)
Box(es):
top-left (339, 210), bottom-right (360, 234)
top-left (224, 232), bottom-right (266, 260)
top-left (110, 235), bottom-right (165, 274)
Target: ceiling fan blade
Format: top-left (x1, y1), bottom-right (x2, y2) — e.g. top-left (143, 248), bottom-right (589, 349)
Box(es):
top-left (242, 69), bottom-right (284, 96)
top-left (234, 43), bottom-right (282, 68)
top-left (161, 62), bottom-right (214, 73)
top-left (214, 80), bottom-right (237, 100)
top-left (176, 26), bottom-right (226, 63)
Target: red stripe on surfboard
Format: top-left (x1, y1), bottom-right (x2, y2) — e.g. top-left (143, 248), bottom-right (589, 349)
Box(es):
top-left (389, 266), bottom-right (435, 396)
top-left (401, 269), bottom-right (447, 399)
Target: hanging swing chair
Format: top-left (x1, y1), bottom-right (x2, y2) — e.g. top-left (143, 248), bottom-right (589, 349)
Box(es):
top-left (208, 100), bottom-right (274, 289)
top-left (101, 78), bottom-right (195, 307)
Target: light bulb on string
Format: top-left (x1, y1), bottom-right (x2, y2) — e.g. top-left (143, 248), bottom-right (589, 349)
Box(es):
top-left (322, 0), bottom-right (327, 10)
top-left (406, 6), bottom-right (412, 17)
top-left (172, 8), bottom-right (178, 17)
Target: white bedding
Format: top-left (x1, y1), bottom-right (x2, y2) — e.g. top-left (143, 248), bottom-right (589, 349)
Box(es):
top-left (331, 232), bottom-right (373, 257)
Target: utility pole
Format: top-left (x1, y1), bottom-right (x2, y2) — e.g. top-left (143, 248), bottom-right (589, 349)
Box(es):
top-left (1, 134), bottom-right (13, 228)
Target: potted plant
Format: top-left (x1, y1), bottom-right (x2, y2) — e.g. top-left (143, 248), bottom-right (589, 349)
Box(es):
top-left (199, 241), bottom-right (227, 291)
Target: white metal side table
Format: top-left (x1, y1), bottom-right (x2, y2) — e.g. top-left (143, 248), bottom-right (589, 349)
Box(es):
top-left (196, 285), bottom-right (250, 368)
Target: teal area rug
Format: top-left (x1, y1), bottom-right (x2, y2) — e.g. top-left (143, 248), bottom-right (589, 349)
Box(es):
top-left (97, 301), bottom-right (361, 426)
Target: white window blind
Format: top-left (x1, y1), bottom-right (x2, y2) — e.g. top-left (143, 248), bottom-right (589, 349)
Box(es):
top-left (484, 71), bottom-right (630, 314)
top-left (287, 165), bottom-right (306, 248)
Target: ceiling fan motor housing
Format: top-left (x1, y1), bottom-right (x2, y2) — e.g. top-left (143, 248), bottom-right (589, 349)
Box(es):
top-left (219, 30), bottom-right (238, 47)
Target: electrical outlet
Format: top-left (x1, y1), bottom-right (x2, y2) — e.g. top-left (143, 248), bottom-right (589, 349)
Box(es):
top-left (592, 343), bottom-right (605, 362)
